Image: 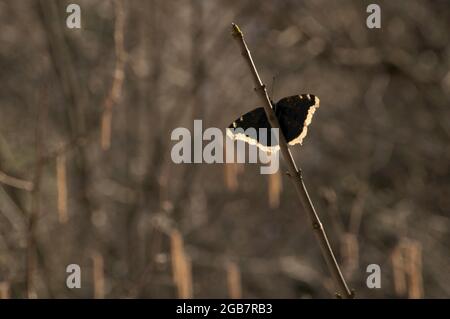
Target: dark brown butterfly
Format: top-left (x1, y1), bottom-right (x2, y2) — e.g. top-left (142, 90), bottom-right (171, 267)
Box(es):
top-left (227, 94), bottom-right (320, 151)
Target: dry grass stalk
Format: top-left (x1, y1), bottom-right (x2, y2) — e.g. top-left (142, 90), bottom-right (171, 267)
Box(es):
top-left (391, 245), bottom-right (407, 296)
top-left (391, 239), bottom-right (423, 298)
top-left (182, 256), bottom-right (193, 299)
top-left (223, 144), bottom-right (243, 191)
top-left (340, 233), bottom-right (359, 277)
top-left (170, 229), bottom-right (183, 289)
top-left (56, 152), bottom-right (68, 224)
top-left (0, 282), bottom-right (10, 299)
top-left (92, 252), bottom-right (105, 299)
top-left (101, 0), bottom-right (127, 150)
top-left (268, 171), bottom-right (282, 209)
top-left (405, 241), bottom-right (423, 299)
top-left (224, 164), bottom-right (237, 191)
top-left (170, 229), bottom-right (193, 298)
top-left (226, 261), bottom-right (242, 299)
top-left (224, 163), bottom-right (243, 191)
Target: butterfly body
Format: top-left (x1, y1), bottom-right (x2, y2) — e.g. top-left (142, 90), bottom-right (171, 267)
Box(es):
top-left (227, 94), bottom-right (320, 151)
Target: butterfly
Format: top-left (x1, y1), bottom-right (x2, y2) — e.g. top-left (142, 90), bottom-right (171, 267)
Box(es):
top-left (227, 94), bottom-right (320, 152)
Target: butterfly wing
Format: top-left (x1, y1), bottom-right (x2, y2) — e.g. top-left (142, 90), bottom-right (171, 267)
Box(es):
top-left (227, 107), bottom-right (279, 151)
top-left (227, 94), bottom-right (320, 150)
top-left (275, 94), bottom-right (320, 145)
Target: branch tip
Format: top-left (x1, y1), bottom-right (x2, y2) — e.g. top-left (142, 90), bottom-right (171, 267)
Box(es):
top-left (231, 23), bottom-right (243, 38)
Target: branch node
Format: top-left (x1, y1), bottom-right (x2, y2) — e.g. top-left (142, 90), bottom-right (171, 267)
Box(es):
top-left (286, 170), bottom-right (303, 181)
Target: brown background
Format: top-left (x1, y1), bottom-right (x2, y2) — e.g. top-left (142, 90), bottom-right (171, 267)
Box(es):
top-left (0, 0), bottom-right (449, 298)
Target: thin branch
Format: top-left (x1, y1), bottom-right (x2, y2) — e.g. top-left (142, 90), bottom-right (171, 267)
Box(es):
top-left (226, 261), bottom-right (242, 299)
top-left (38, 0), bottom-right (96, 248)
top-left (56, 151), bottom-right (68, 224)
top-left (0, 170), bottom-right (34, 191)
top-left (92, 252), bottom-right (105, 299)
top-left (27, 87), bottom-right (48, 298)
top-left (0, 282), bottom-right (10, 299)
top-left (101, 0), bottom-right (127, 150)
top-left (170, 229), bottom-right (193, 299)
top-left (231, 23), bottom-right (353, 299)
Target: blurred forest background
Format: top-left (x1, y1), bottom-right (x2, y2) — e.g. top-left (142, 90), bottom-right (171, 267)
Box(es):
top-left (0, 0), bottom-right (449, 298)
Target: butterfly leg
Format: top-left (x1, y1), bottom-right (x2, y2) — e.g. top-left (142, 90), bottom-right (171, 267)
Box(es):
top-left (285, 168), bottom-right (302, 179)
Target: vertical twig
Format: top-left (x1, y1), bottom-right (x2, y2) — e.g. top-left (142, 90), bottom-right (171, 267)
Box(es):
top-left (226, 261), bottom-right (242, 299)
top-left (391, 239), bottom-right (424, 298)
top-left (231, 23), bottom-right (353, 298)
top-left (101, 0), bottom-right (127, 150)
top-left (223, 143), bottom-right (244, 192)
top-left (340, 233), bottom-right (359, 278)
top-left (268, 171), bottom-right (282, 209)
top-left (56, 151), bottom-right (68, 224)
top-left (182, 256), bottom-right (193, 299)
top-left (38, 0), bottom-right (95, 249)
top-left (0, 282), bottom-right (10, 299)
top-left (405, 240), bottom-right (423, 299)
top-left (224, 163), bottom-right (241, 191)
top-left (27, 87), bottom-right (48, 299)
top-left (92, 252), bottom-right (105, 299)
top-left (170, 229), bottom-right (193, 299)
top-left (391, 244), bottom-right (407, 296)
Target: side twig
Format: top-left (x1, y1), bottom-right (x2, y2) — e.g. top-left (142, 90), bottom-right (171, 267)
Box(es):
top-left (0, 170), bottom-right (34, 191)
top-left (231, 23), bottom-right (353, 299)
